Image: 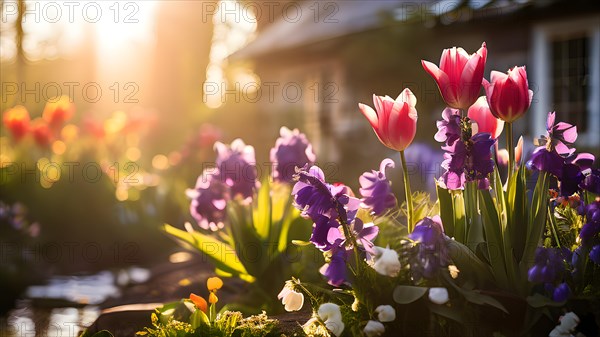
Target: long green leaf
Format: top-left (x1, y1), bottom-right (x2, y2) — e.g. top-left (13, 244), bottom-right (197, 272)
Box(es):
top-left (520, 171), bottom-right (550, 275)
top-left (478, 189), bottom-right (509, 288)
top-left (163, 224), bottom-right (253, 281)
top-left (446, 238), bottom-right (494, 287)
top-left (252, 177), bottom-right (272, 240)
top-left (436, 184), bottom-right (455, 238)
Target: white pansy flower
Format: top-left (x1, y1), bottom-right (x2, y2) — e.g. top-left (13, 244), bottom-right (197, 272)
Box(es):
top-left (428, 287), bottom-right (449, 305)
top-left (370, 246), bottom-right (401, 277)
top-left (363, 320), bottom-right (385, 337)
top-left (318, 303), bottom-right (344, 337)
top-left (375, 305), bottom-right (396, 322)
top-left (277, 280), bottom-right (304, 312)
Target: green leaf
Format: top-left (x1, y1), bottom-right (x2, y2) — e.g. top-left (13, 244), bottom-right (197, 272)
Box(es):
top-left (163, 224), bottom-right (254, 282)
top-left (427, 302), bottom-right (464, 323)
top-left (460, 290), bottom-right (509, 314)
top-left (446, 239), bottom-right (494, 287)
top-left (526, 293), bottom-right (566, 308)
top-left (436, 183), bottom-right (455, 238)
top-left (252, 177), bottom-right (272, 240)
top-left (291, 240), bottom-right (312, 246)
top-left (189, 308), bottom-right (210, 329)
top-left (452, 191), bottom-right (467, 243)
top-left (227, 203), bottom-right (266, 276)
top-left (478, 189), bottom-right (509, 289)
top-left (393, 285), bottom-right (428, 304)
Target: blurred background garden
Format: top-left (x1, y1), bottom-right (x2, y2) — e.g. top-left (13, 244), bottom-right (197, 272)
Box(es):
top-left (1, 0), bottom-right (599, 335)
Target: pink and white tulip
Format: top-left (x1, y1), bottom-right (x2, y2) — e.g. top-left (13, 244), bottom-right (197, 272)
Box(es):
top-left (422, 42), bottom-right (487, 110)
top-left (358, 88), bottom-right (418, 152)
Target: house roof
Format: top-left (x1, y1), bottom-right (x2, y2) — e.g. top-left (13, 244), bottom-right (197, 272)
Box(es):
top-left (230, 0), bottom-right (413, 60)
top-left (229, 0), bottom-right (581, 61)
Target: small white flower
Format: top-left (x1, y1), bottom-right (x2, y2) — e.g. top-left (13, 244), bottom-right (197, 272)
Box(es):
top-left (375, 305), bottom-right (396, 322)
top-left (371, 246), bottom-right (401, 277)
top-left (318, 303), bottom-right (344, 337)
top-left (428, 287), bottom-right (449, 305)
top-left (363, 320), bottom-right (385, 337)
top-left (277, 281), bottom-right (304, 312)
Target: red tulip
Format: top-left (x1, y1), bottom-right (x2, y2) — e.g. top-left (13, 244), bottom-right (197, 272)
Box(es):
top-left (422, 42), bottom-right (487, 110)
top-left (483, 66), bottom-right (533, 123)
top-left (42, 96), bottom-right (74, 130)
top-left (467, 96), bottom-right (504, 139)
top-left (359, 88), bottom-right (418, 152)
top-left (3, 105), bottom-right (30, 141)
top-left (31, 119), bottom-right (53, 148)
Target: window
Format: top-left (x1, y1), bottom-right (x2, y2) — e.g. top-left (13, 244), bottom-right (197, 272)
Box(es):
top-left (551, 36), bottom-right (589, 132)
top-left (532, 16), bottom-right (600, 147)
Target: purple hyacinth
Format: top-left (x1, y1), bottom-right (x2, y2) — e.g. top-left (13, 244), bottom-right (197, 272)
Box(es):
top-left (215, 139), bottom-right (259, 202)
top-left (435, 108), bottom-right (495, 190)
top-left (579, 200), bottom-right (600, 244)
top-left (527, 247), bottom-right (566, 284)
top-left (408, 216), bottom-right (450, 280)
top-left (186, 169), bottom-right (229, 231)
top-left (270, 127), bottom-right (316, 183)
top-left (359, 158), bottom-right (397, 216)
top-left (552, 282), bottom-right (571, 302)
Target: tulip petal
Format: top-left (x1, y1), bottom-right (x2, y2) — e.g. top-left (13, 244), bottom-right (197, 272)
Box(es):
top-left (358, 103), bottom-right (379, 130)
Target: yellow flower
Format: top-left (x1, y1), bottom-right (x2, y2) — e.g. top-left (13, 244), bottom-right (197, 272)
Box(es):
top-left (207, 277), bottom-right (223, 291)
top-left (208, 292), bottom-right (218, 304)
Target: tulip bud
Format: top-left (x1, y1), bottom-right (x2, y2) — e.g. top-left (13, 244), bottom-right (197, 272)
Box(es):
top-left (468, 96), bottom-right (504, 139)
top-left (3, 106), bottom-right (30, 141)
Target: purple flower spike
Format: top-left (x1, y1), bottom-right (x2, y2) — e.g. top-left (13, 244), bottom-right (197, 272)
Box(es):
top-left (270, 127), bottom-right (316, 183)
top-left (580, 169), bottom-right (600, 195)
top-left (527, 247), bottom-right (566, 284)
top-left (590, 245), bottom-right (600, 265)
top-left (552, 282), bottom-right (571, 302)
top-left (187, 169), bottom-right (229, 231)
top-left (359, 158), bottom-right (397, 216)
top-left (435, 108), bottom-right (495, 190)
top-left (408, 216), bottom-right (449, 280)
top-left (215, 139), bottom-right (259, 202)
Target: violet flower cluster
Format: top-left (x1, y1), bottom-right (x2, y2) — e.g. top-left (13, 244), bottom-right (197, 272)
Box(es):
top-left (435, 108), bottom-right (495, 190)
top-left (408, 216), bottom-right (450, 280)
top-left (527, 247), bottom-right (571, 302)
top-left (571, 200), bottom-right (600, 276)
top-left (188, 129), bottom-right (316, 231)
top-left (292, 165), bottom-right (377, 286)
top-left (528, 112), bottom-right (598, 197)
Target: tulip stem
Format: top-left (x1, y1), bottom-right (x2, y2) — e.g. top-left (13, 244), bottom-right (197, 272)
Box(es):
top-left (400, 150), bottom-right (414, 232)
top-left (507, 122), bottom-right (514, 182)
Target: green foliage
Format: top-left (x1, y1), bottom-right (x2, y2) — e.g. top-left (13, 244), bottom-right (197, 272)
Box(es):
top-left (437, 165), bottom-right (551, 296)
top-left (135, 300), bottom-right (279, 337)
top-left (164, 177), bottom-right (311, 311)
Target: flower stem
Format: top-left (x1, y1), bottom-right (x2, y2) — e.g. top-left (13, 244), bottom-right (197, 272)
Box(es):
top-left (507, 122), bottom-right (514, 182)
top-left (400, 150), bottom-right (414, 232)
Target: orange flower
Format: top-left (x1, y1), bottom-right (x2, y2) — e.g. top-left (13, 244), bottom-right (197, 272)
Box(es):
top-left (207, 277), bottom-right (223, 291)
top-left (31, 119), bottom-right (53, 148)
top-left (208, 292), bottom-right (218, 304)
top-left (3, 106), bottom-right (30, 141)
top-left (43, 96), bottom-right (74, 130)
top-left (189, 293), bottom-right (208, 313)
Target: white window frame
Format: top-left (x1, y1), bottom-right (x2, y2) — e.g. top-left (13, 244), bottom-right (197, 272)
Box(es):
top-left (531, 15), bottom-right (600, 147)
